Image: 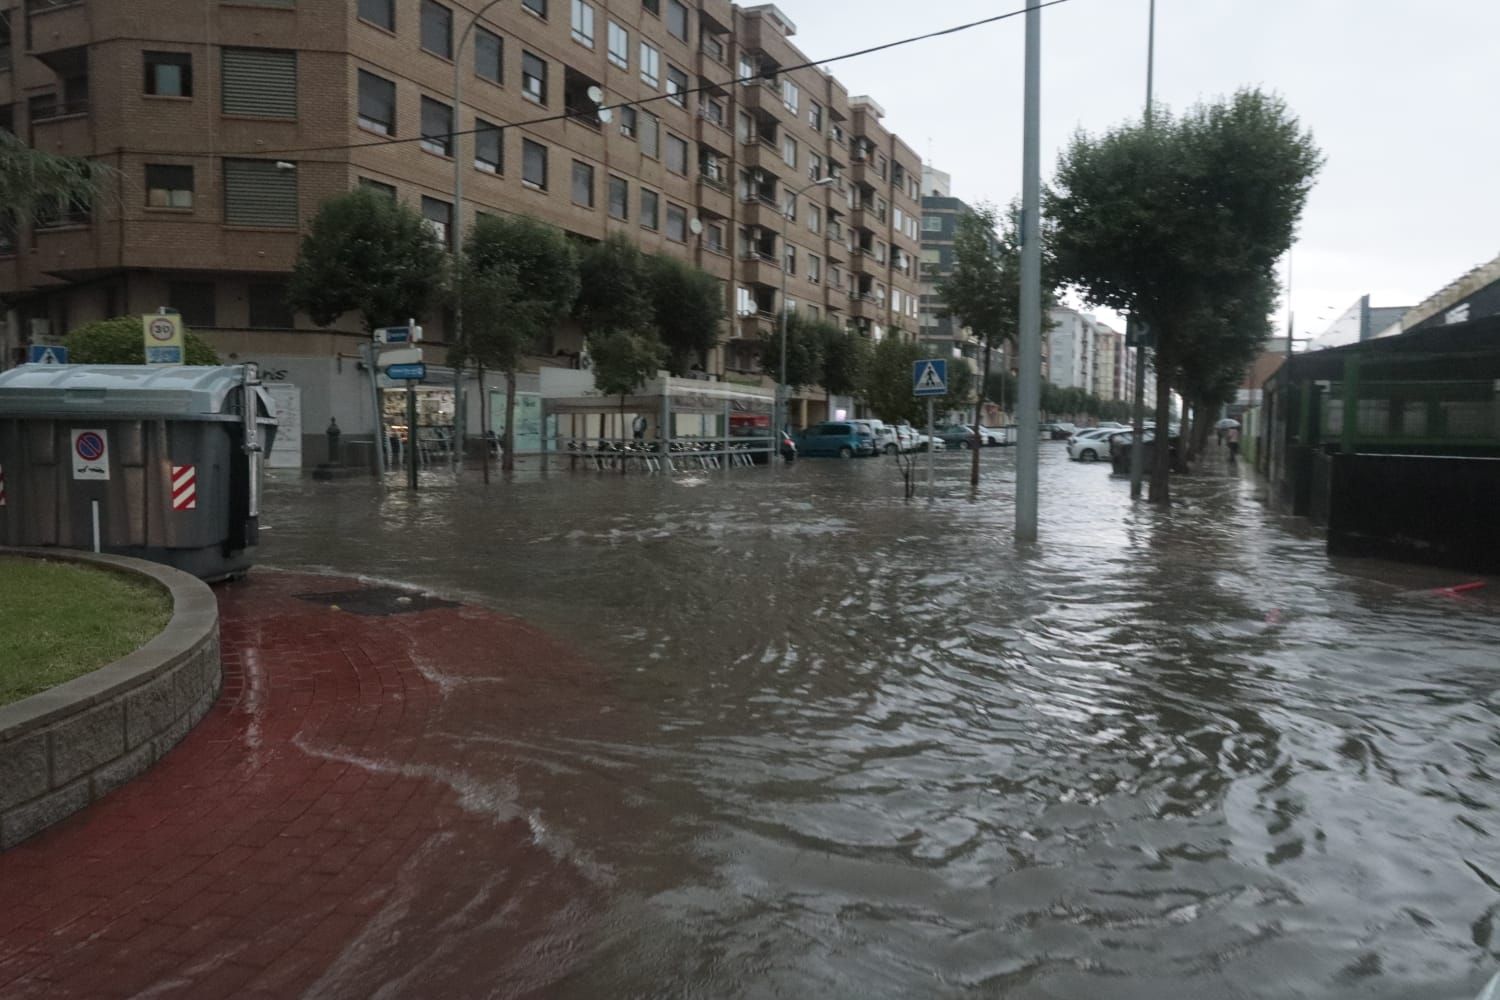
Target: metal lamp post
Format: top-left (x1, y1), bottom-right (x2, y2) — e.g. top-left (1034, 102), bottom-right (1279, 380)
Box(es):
top-left (776, 176), bottom-right (836, 455)
top-left (451, 0), bottom-right (508, 473)
top-left (1128, 0), bottom-right (1157, 499)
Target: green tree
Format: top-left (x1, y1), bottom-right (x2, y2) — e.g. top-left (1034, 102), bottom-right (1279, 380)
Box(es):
top-left (819, 323), bottom-right (869, 407)
top-left (757, 311), bottom-right (825, 395)
top-left (65, 317), bottom-right (219, 365)
top-left (1048, 88), bottom-right (1321, 500)
top-left (861, 336), bottom-right (926, 426)
top-left (0, 132), bottom-right (112, 232)
top-left (455, 214), bottom-right (579, 474)
top-left (574, 234), bottom-right (654, 336)
top-left (590, 330), bottom-right (666, 462)
top-left (287, 188), bottom-right (447, 331)
top-left (647, 254), bottom-right (724, 375)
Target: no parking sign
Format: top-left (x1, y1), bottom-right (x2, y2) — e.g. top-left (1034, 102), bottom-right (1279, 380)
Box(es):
top-left (71, 429), bottom-right (110, 480)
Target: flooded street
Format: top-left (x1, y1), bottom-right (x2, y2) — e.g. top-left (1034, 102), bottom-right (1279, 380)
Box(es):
top-left (259, 447), bottom-right (1500, 999)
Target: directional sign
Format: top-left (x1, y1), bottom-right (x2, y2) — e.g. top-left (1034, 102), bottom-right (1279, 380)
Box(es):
top-left (378, 347), bottom-right (424, 367)
top-left (27, 344), bottom-right (68, 365)
top-left (913, 358), bottom-right (949, 397)
top-left (386, 362), bottom-right (426, 382)
top-left (143, 313), bottom-right (185, 365)
top-left (71, 429), bottom-right (110, 481)
top-left (374, 325), bottom-right (423, 345)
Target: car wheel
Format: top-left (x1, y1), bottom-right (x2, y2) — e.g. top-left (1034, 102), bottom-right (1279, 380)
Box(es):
top-left (1078, 449), bottom-right (1098, 462)
top-left (884, 443), bottom-right (898, 455)
top-left (838, 446), bottom-right (853, 459)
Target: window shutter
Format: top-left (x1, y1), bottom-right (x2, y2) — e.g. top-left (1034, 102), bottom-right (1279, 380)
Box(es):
top-left (222, 48), bottom-right (297, 118)
top-left (223, 159), bottom-right (298, 227)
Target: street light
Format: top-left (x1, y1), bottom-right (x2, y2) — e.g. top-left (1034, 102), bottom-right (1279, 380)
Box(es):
top-left (451, 0), bottom-right (508, 472)
top-left (776, 175), bottom-right (835, 452)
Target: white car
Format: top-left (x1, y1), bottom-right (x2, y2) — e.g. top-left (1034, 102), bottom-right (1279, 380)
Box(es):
top-left (1067, 428), bottom-right (1117, 462)
top-left (896, 425), bottom-right (946, 452)
top-left (851, 419), bottom-right (900, 455)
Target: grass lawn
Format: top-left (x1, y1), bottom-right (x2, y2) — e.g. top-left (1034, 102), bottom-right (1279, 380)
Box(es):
top-left (0, 557), bottom-right (173, 707)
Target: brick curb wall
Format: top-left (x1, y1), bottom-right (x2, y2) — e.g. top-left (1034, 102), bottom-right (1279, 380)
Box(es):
top-left (0, 548), bottom-right (221, 850)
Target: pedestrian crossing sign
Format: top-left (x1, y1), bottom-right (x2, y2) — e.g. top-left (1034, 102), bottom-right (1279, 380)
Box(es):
top-left (27, 344), bottom-right (68, 365)
top-left (913, 359), bottom-right (948, 397)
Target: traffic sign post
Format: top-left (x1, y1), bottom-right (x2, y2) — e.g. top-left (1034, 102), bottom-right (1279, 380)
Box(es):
top-left (143, 313), bottom-right (185, 365)
top-left (913, 359), bottom-right (949, 397)
top-left (27, 344), bottom-right (68, 365)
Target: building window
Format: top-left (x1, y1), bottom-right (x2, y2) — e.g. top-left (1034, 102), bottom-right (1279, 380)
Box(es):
top-left (221, 48), bottom-right (297, 118)
top-left (571, 0), bottom-right (594, 46)
top-left (640, 188), bottom-right (659, 230)
top-left (360, 177), bottom-right (397, 199)
top-left (522, 51), bottom-right (547, 104)
top-left (421, 0), bottom-right (453, 59)
top-left (146, 164), bottom-right (194, 209)
top-left (223, 159), bottom-right (297, 228)
top-left (422, 195), bottom-right (452, 248)
top-left (781, 79), bottom-right (798, 113)
top-left (923, 214), bottom-right (942, 232)
top-left (706, 221), bottom-right (726, 253)
top-left (643, 0), bottom-right (659, 14)
top-left (784, 244), bottom-right (796, 275)
top-left (782, 135), bottom-right (796, 168)
top-left (572, 160), bottom-right (595, 207)
top-left (168, 282), bottom-right (216, 329)
top-left (665, 133), bottom-right (687, 175)
top-left (666, 0), bottom-right (688, 41)
top-left (248, 282), bottom-right (294, 329)
top-left (618, 105), bottom-right (637, 139)
top-left (807, 204), bottom-right (821, 234)
top-left (144, 52), bottom-right (192, 97)
top-left (809, 101), bottom-right (823, 131)
top-left (358, 0), bottom-right (395, 30)
top-left (475, 28), bottom-right (502, 83)
top-left (665, 202), bottom-right (687, 242)
top-left (607, 21), bottom-right (629, 69)
top-left (522, 0), bottom-right (547, 16)
top-left (639, 111), bottom-right (659, 158)
top-left (639, 42), bottom-right (659, 87)
top-left (666, 65), bottom-right (687, 107)
top-left (475, 119), bottom-right (502, 173)
top-left (608, 175), bottom-right (628, 220)
top-left (808, 255), bottom-right (821, 283)
top-left (420, 97), bottom-right (453, 156)
top-left (808, 152), bottom-right (821, 181)
top-left (357, 70), bottom-right (396, 135)
top-left (522, 138), bottom-right (547, 189)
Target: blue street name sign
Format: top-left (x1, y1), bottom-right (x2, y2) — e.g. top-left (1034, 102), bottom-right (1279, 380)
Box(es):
top-left (386, 362), bottom-right (426, 381)
top-left (375, 325), bottom-right (423, 345)
top-left (28, 345), bottom-right (69, 365)
top-left (913, 358), bottom-right (948, 397)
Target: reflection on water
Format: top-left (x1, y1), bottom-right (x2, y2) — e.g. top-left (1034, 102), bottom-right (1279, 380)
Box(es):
top-left (261, 448), bottom-right (1500, 999)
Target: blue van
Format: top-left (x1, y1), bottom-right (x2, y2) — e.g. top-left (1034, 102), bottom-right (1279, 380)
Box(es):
top-left (798, 421), bottom-right (875, 458)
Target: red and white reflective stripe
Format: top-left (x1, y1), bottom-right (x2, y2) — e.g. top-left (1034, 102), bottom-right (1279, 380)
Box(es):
top-left (0, 463), bottom-right (7, 507)
top-left (171, 465), bottom-right (197, 511)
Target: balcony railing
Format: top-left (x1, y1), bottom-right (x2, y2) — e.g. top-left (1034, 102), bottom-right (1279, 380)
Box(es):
top-left (31, 97), bottom-right (89, 121)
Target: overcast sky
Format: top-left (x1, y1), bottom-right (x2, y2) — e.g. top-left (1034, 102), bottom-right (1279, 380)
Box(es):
top-left (779, 0), bottom-right (1500, 338)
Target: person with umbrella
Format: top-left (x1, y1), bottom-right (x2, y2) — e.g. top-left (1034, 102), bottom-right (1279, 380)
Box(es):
top-left (1216, 416), bottom-right (1239, 451)
top-left (1221, 419), bottom-right (1242, 463)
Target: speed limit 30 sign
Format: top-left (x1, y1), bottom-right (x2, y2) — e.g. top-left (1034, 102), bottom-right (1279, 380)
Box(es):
top-left (143, 313), bottom-right (185, 365)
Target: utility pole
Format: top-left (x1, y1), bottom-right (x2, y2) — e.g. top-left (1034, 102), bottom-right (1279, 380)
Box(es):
top-left (1015, 1), bottom-right (1043, 542)
top-left (1128, 0), bottom-right (1156, 500)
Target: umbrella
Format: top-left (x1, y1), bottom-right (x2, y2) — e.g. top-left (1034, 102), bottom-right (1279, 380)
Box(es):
top-left (1215, 418), bottom-right (1240, 430)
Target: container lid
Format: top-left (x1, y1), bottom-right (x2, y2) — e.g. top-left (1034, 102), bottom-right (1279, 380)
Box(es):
top-left (0, 365), bottom-right (263, 420)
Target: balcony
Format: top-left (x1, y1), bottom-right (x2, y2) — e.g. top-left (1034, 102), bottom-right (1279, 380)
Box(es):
top-left (696, 171), bottom-right (733, 218)
top-left (738, 249), bottom-right (783, 286)
top-left (26, 0), bottom-right (90, 54)
top-left (737, 139), bottom-right (785, 177)
top-left (847, 294), bottom-right (883, 320)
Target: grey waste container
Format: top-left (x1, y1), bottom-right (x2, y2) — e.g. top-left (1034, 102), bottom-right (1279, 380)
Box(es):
top-left (0, 364), bottom-right (277, 581)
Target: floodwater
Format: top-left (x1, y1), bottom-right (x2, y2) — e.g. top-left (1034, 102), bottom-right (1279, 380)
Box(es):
top-left (259, 446), bottom-right (1500, 999)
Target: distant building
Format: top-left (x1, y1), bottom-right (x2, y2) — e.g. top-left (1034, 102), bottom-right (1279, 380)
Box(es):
top-left (1379, 252), bottom-right (1500, 337)
top-left (917, 168), bottom-right (993, 377)
top-left (1046, 306), bottom-right (1099, 393)
top-left (1308, 294), bottom-right (1411, 351)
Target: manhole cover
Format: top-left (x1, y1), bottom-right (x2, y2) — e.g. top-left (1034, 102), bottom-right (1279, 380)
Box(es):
top-left (295, 587), bottom-right (460, 617)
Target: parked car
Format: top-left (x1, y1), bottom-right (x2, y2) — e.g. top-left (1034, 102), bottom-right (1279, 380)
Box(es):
top-left (850, 419), bottom-right (899, 455)
top-left (935, 423), bottom-right (1006, 448)
top-left (1067, 428), bottom-right (1118, 462)
top-left (1046, 421), bottom-right (1077, 440)
top-left (895, 424), bottom-right (947, 452)
top-left (798, 421), bottom-right (876, 458)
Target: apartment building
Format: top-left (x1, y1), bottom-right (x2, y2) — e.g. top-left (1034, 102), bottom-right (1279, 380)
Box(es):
top-left (0, 0), bottom-right (924, 450)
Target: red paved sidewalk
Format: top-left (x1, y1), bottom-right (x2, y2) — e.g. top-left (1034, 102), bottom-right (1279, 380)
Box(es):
top-left (0, 572), bottom-right (603, 999)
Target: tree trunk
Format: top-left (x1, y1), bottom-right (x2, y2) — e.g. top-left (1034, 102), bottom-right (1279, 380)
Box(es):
top-left (619, 395), bottom-right (627, 475)
top-left (478, 362), bottom-right (490, 485)
top-left (502, 368), bottom-right (517, 473)
top-left (1149, 363), bottom-right (1173, 504)
top-left (971, 342), bottom-right (992, 487)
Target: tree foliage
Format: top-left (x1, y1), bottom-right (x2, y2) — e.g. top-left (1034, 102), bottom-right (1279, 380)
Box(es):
top-left (65, 317), bottom-right (220, 365)
top-left (1047, 87), bottom-right (1321, 499)
top-left (648, 254), bottom-right (724, 374)
top-left (756, 311), bottom-right (825, 392)
top-left (819, 323), bottom-right (869, 400)
top-left (0, 132), bottom-right (114, 231)
top-left (574, 234), bottom-right (654, 337)
top-left (288, 189), bottom-right (447, 331)
top-left (589, 329), bottom-right (666, 399)
top-left (455, 213), bottom-right (579, 372)
top-left (860, 337), bottom-right (971, 425)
